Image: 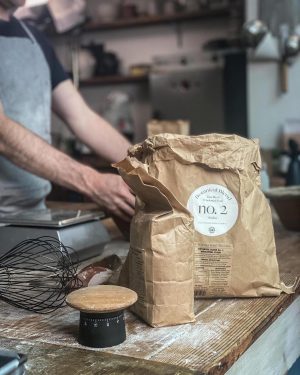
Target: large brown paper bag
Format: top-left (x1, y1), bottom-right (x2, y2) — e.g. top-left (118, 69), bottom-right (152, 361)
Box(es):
top-left (115, 158), bottom-right (195, 327)
top-left (119, 133), bottom-right (294, 298)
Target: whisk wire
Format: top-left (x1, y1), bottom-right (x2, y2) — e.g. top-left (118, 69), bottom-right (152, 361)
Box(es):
top-left (0, 236), bottom-right (82, 313)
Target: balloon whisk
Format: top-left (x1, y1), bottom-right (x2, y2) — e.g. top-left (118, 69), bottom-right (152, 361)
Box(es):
top-left (0, 236), bottom-right (81, 313)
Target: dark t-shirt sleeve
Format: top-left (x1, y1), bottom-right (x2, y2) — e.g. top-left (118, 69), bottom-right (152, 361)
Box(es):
top-left (28, 24), bottom-right (69, 90)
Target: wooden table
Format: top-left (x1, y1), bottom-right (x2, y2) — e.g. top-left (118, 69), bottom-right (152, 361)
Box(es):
top-left (0, 204), bottom-right (299, 375)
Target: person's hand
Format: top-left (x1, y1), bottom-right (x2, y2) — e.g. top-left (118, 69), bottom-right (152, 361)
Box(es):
top-left (87, 171), bottom-right (135, 222)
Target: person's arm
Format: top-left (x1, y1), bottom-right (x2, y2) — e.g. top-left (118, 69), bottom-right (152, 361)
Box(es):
top-left (0, 105), bottom-right (134, 221)
top-left (52, 79), bottom-right (131, 163)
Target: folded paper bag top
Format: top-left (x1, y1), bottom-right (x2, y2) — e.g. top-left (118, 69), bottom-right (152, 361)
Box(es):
top-left (115, 133), bottom-right (296, 326)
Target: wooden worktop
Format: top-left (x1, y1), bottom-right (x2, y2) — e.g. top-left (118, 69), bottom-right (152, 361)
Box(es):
top-left (0, 203), bottom-right (299, 374)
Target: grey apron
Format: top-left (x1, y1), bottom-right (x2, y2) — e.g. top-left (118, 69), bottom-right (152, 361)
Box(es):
top-left (0, 20), bottom-right (51, 214)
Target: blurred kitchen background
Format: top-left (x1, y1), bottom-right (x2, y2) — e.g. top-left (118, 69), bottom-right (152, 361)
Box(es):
top-left (15, 0), bottom-right (300, 197)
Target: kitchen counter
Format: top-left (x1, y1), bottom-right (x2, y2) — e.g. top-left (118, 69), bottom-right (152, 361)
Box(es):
top-left (0, 203), bottom-right (299, 375)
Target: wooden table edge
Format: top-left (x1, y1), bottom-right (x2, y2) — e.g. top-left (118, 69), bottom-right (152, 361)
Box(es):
top-left (204, 289), bottom-right (300, 375)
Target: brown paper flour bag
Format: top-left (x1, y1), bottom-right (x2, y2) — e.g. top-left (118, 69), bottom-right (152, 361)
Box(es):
top-left (121, 133), bottom-right (292, 298)
top-left (115, 159), bottom-right (195, 327)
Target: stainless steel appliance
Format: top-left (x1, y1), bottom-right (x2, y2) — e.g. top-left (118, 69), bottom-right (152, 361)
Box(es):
top-left (150, 53), bottom-right (225, 135)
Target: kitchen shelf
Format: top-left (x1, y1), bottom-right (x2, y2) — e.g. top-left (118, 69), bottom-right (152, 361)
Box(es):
top-left (80, 74), bottom-right (149, 87)
top-left (84, 8), bottom-right (230, 32)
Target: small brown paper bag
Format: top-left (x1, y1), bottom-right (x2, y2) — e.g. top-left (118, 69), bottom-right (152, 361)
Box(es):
top-left (115, 158), bottom-right (195, 327)
top-left (147, 120), bottom-right (190, 136)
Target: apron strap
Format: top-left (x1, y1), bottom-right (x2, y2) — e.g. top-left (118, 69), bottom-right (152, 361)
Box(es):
top-left (18, 20), bottom-right (36, 44)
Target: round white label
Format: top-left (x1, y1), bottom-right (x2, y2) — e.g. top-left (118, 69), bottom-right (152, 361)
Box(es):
top-left (187, 184), bottom-right (239, 237)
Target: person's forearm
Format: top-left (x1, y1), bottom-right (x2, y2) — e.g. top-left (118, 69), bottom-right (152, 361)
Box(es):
top-left (71, 108), bottom-right (131, 163)
top-left (52, 80), bottom-right (131, 163)
top-left (0, 112), bottom-right (97, 198)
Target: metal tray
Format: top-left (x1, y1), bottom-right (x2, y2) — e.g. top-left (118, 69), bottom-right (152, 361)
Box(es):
top-left (0, 208), bottom-right (105, 228)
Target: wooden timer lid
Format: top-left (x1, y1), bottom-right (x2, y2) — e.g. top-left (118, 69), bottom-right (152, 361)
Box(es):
top-left (66, 285), bottom-right (138, 313)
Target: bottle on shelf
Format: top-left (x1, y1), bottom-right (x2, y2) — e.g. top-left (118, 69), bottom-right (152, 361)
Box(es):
top-left (286, 139), bottom-right (300, 186)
